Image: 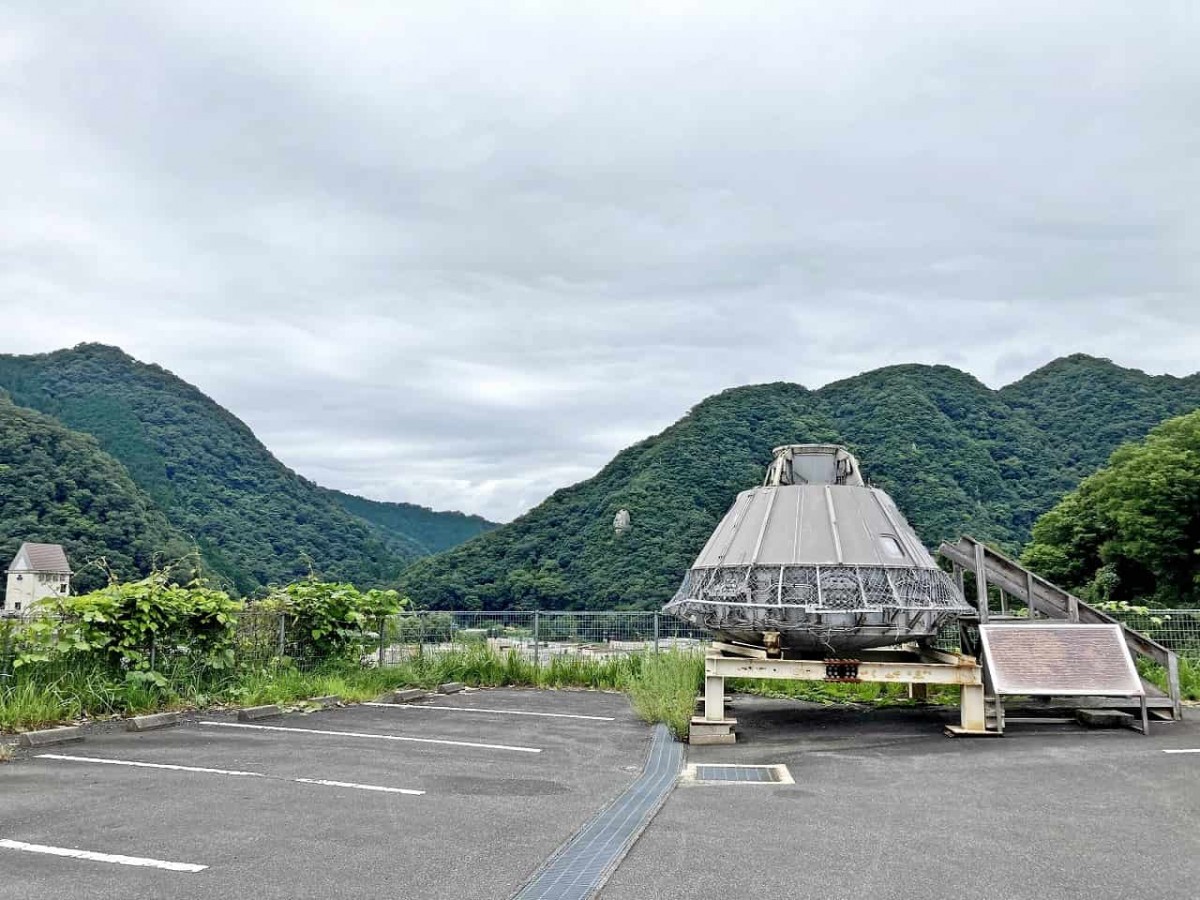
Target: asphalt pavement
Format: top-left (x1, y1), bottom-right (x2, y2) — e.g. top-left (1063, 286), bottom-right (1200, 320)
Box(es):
top-left (6, 691), bottom-right (1199, 900)
top-left (601, 697), bottom-right (1200, 900)
top-left (0, 688), bottom-right (649, 900)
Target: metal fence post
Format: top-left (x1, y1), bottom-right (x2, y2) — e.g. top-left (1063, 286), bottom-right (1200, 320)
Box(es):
top-left (653, 612), bottom-right (660, 653)
top-left (2, 622), bottom-right (14, 676)
top-left (149, 633), bottom-right (156, 672)
top-left (378, 615), bottom-right (386, 668)
top-left (277, 613), bottom-right (286, 658)
top-left (533, 611), bottom-right (540, 668)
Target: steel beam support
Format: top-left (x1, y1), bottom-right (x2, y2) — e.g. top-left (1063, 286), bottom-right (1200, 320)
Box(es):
top-left (705, 654), bottom-right (983, 686)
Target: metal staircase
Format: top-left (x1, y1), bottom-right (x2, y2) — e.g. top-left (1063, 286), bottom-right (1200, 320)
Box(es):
top-left (938, 536), bottom-right (1182, 721)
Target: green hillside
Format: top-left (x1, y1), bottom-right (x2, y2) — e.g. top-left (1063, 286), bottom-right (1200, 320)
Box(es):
top-left (0, 345), bottom-right (409, 593)
top-left (324, 489), bottom-right (496, 556)
top-left (0, 393), bottom-right (191, 595)
top-left (399, 357), bottom-right (1200, 611)
top-left (1022, 409), bottom-right (1200, 607)
top-left (1000, 353), bottom-right (1200, 478)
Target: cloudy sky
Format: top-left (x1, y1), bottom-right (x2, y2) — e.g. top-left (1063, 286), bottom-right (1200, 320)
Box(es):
top-left (2, 2), bottom-right (1197, 521)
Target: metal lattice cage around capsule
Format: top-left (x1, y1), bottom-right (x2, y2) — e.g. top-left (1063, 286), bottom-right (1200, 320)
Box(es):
top-left (668, 563), bottom-right (965, 613)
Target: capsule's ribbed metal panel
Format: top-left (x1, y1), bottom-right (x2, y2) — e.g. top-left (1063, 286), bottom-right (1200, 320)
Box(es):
top-left (691, 485), bottom-right (940, 570)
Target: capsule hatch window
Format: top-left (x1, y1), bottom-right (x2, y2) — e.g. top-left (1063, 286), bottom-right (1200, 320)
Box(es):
top-left (879, 535), bottom-right (906, 559)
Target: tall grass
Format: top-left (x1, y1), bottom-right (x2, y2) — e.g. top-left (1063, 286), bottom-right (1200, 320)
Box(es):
top-left (1138, 656), bottom-right (1200, 701)
top-left (625, 652), bottom-right (704, 737)
top-left (0, 648), bottom-right (707, 739)
top-left (0, 659), bottom-right (207, 731)
top-left (0, 678), bottom-right (81, 731)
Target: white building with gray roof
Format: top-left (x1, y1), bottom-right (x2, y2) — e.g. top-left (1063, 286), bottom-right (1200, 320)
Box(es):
top-left (3, 542), bottom-right (72, 616)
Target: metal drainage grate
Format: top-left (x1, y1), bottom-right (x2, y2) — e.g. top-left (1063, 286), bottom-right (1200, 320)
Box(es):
top-left (511, 724), bottom-right (683, 900)
top-left (685, 764), bottom-right (793, 785)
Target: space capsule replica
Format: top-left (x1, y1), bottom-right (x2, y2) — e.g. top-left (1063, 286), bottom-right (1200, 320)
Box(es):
top-left (663, 444), bottom-right (970, 653)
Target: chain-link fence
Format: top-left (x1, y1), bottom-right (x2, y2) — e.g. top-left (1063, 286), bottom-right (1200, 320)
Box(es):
top-left (4, 607), bottom-right (1199, 678)
top-left (0, 609), bottom-right (712, 676)
top-left (1108, 609), bottom-right (1200, 661)
top-left (368, 610), bottom-right (709, 668)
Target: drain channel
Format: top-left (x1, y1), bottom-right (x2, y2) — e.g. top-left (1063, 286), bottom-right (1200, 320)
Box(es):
top-left (511, 724), bottom-right (683, 900)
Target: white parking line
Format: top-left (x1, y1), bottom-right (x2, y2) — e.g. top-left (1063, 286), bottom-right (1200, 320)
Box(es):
top-left (199, 720), bottom-right (543, 753)
top-left (0, 839), bottom-right (207, 873)
top-left (37, 754), bottom-right (425, 795)
top-left (1162, 748), bottom-right (1200, 754)
top-left (362, 702), bottom-right (615, 721)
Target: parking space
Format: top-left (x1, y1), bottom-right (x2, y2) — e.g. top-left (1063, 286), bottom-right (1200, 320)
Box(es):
top-left (600, 697), bottom-right (1200, 900)
top-left (1, 689), bottom-right (649, 900)
top-left (10, 691), bottom-right (1199, 899)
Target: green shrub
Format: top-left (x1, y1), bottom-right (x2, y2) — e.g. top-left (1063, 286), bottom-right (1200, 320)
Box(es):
top-left (263, 579), bottom-right (406, 659)
top-left (16, 572), bottom-right (241, 682)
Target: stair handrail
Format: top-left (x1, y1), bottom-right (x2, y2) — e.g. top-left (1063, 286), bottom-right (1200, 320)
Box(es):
top-left (939, 535), bottom-right (1181, 719)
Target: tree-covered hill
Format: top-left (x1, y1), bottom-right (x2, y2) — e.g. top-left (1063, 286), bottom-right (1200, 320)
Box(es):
top-left (400, 383), bottom-right (839, 611)
top-left (399, 356), bottom-right (1200, 612)
top-left (323, 489), bottom-right (496, 557)
top-left (0, 393), bottom-right (192, 594)
top-left (0, 345), bottom-right (412, 593)
top-left (1022, 409), bottom-right (1200, 607)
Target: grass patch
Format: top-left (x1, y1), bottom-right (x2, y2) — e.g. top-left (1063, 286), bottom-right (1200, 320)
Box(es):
top-left (625, 652), bottom-right (704, 738)
top-left (0, 648), bottom-right (707, 740)
top-left (3, 645), bottom-right (987, 741)
top-left (1138, 656), bottom-right (1200, 701)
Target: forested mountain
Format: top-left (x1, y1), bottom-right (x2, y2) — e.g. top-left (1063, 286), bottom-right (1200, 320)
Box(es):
top-left (0, 393), bottom-right (191, 593)
top-left (0, 345), bottom-right (483, 593)
top-left (1000, 354), bottom-right (1200, 478)
top-left (399, 356), bottom-right (1200, 612)
top-left (3, 345), bottom-right (1194, 611)
top-left (323, 489), bottom-right (496, 556)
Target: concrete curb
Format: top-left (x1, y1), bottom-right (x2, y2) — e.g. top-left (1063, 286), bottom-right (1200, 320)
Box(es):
top-left (390, 688), bottom-right (426, 703)
top-left (126, 712), bottom-right (181, 732)
top-left (437, 682), bottom-right (465, 694)
top-left (19, 726), bottom-right (84, 748)
top-left (238, 704), bottom-right (282, 722)
top-left (308, 695), bottom-right (341, 708)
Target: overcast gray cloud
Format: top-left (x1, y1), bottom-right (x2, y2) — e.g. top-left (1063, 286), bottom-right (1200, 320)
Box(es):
top-left (2, 1), bottom-right (1197, 521)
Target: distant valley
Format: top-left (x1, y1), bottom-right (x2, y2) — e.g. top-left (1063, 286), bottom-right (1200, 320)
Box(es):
top-left (0, 344), bottom-right (494, 594)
